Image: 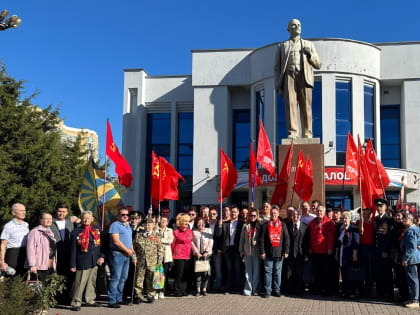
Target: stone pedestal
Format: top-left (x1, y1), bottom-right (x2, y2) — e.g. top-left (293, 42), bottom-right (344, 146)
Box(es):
top-left (277, 138), bottom-right (324, 209)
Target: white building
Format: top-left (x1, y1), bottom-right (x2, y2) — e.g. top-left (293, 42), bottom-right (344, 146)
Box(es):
top-left (122, 38), bottom-right (420, 213)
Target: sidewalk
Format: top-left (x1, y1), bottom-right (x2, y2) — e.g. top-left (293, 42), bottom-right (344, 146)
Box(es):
top-left (50, 293), bottom-right (419, 315)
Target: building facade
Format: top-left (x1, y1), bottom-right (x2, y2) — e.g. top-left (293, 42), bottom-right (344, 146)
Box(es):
top-left (58, 120), bottom-right (99, 160)
top-left (122, 38), bottom-right (420, 212)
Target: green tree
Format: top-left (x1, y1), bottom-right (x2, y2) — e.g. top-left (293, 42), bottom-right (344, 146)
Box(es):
top-left (0, 63), bottom-right (87, 227)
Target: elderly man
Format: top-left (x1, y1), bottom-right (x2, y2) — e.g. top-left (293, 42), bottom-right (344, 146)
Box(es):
top-left (108, 207), bottom-right (135, 308)
top-left (0, 203), bottom-right (29, 276)
top-left (274, 19), bottom-right (321, 139)
top-left (70, 211), bottom-right (104, 312)
top-left (308, 205), bottom-right (335, 295)
top-left (401, 212), bottom-right (420, 309)
top-left (133, 218), bottom-right (163, 304)
top-left (373, 198), bottom-right (394, 300)
top-left (258, 206), bottom-right (290, 298)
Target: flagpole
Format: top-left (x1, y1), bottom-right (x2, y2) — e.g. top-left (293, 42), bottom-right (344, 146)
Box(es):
top-left (158, 156), bottom-right (161, 218)
top-left (251, 156), bottom-right (257, 203)
top-left (370, 140), bottom-right (387, 200)
top-left (357, 137), bottom-right (364, 234)
top-left (219, 149), bottom-right (223, 221)
top-left (101, 155), bottom-right (108, 231)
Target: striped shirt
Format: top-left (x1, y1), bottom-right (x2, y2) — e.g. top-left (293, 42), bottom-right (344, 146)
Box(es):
top-left (0, 219), bottom-right (29, 248)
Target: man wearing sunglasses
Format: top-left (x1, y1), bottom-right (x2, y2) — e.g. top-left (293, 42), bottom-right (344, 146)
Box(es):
top-left (108, 207), bottom-right (136, 308)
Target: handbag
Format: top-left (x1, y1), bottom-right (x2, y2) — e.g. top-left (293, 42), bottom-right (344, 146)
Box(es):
top-left (194, 259), bottom-right (210, 273)
top-left (344, 264), bottom-right (365, 282)
top-left (153, 264), bottom-right (165, 290)
top-left (25, 271), bottom-right (43, 292)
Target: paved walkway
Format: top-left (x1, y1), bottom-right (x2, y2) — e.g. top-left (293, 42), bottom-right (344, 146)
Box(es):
top-left (50, 293), bottom-right (419, 315)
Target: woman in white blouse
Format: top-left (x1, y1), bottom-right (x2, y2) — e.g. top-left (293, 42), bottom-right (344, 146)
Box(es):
top-left (191, 217), bottom-right (213, 297)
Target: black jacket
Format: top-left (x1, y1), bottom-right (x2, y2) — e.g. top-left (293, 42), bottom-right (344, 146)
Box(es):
top-left (258, 220), bottom-right (290, 258)
top-left (374, 214), bottom-right (394, 255)
top-left (286, 221), bottom-right (308, 258)
top-left (70, 225), bottom-right (104, 270)
top-left (215, 220), bottom-right (244, 253)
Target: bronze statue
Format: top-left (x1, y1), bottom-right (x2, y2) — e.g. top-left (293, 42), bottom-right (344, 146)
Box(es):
top-left (274, 19), bottom-right (321, 139)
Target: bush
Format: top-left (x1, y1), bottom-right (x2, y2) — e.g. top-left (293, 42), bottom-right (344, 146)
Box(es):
top-left (0, 273), bottom-right (66, 315)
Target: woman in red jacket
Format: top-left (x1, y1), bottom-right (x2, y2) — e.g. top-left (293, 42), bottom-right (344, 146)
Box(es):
top-left (171, 213), bottom-right (193, 297)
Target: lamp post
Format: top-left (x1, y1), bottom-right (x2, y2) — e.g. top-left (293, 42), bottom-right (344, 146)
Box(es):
top-left (0, 9), bottom-right (22, 31)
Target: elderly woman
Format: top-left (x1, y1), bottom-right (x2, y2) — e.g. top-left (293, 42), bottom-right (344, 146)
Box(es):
top-left (191, 217), bottom-right (213, 297)
top-left (70, 211), bottom-right (104, 311)
top-left (157, 216), bottom-right (174, 299)
top-left (337, 211), bottom-right (359, 298)
top-left (239, 208), bottom-right (261, 296)
top-left (171, 213), bottom-right (193, 297)
top-left (25, 213), bottom-right (57, 282)
top-left (401, 212), bottom-right (420, 309)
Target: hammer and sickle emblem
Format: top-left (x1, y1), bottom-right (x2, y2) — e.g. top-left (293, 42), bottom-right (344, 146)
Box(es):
top-left (298, 160), bottom-right (304, 168)
top-left (110, 142), bottom-right (117, 152)
top-left (223, 162), bottom-right (229, 173)
top-left (153, 165), bottom-right (160, 177)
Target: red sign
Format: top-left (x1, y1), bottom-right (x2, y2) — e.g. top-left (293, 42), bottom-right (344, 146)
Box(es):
top-left (324, 167), bottom-right (357, 185)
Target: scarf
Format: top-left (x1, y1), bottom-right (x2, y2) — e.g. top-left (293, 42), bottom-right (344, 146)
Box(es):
top-left (78, 224), bottom-right (101, 252)
top-left (268, 219), bottom-right (282, 247)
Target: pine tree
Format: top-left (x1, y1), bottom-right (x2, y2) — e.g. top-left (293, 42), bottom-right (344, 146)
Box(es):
top-left (0, 63), bottom-right (87, 227)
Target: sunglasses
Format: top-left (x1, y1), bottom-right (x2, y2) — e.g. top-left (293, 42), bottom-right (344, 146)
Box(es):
top-left (249, 215), bottom-right (257, 218)
top-left (120, 213), bottom-right (129, 217)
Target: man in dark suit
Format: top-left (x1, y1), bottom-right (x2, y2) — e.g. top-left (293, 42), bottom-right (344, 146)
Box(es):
top-left (374, 198), bottom-right (394, 300)
top-left (50, 204), bottom-right (75, 304)
top-left (215, 205), bottom-right (244, 293)
top-left (285, 208), bottom-right (308, 294)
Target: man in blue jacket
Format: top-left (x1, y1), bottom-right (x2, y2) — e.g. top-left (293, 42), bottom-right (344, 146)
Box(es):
top-left (401, 212), bottom-right (420, 309)
top-left (70, 211), bottom-right (104, 312)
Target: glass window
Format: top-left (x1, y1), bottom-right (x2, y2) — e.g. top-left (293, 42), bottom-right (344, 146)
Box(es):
top-left (233, 110), bottom-right (250, 170)
top-left (145, 113), bottom-right (171, 209)
top-left (326, 191), bottom-right (353, 210)
top-left (380, 105), bottom-right (400, 168)
top-left (336, 81), bottom-right (352, 165)
top-left (364, 85), bottom-right (375, 146)
top-left (276, 93), bottom-right (287, 144)
top-left (313, 81), bottom-right (322, 141)
top-left (256, 89), bottom-right (264, 138)
top-left (178, 112), bottom-right (193, 193)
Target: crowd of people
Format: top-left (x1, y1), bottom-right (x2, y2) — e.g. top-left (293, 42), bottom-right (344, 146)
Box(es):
top-left (1, 199), bottom-right (420, 311)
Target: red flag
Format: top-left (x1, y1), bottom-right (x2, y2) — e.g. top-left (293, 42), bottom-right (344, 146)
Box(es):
top-left (159, 157), bottom-right (185, 201)
top-left (358, 136), bottom-right (374, 209)
top-left (271, 142), bottom-right (293, 206)
top-left (257, 120), bottom-right (276, 177)
top-left (249, 142), bottom-right (261, 188)
top-left (364, 139), bottom-right (390, 196)
top-left (151, 151), bottom-right (161, 202)
top-left (219, 148), bottom-right (238, 202)
top-left (106, 120), bottom-right (133, 188)
top-left (301, 156), bottom-right (313, 202)
top-left (344, 133), bottom-right (358, 182)
top-left (293, 149), bottom-right (305, 197)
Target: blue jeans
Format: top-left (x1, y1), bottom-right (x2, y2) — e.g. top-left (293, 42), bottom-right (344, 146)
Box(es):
top-left (264, 257), bottom-right (283, 295)
top-left (108, 251), bottom-right (130, 305)
top-left (244, 255), bottom-right (260, 295)
top-left (406, 264), bottom-right (420, 302)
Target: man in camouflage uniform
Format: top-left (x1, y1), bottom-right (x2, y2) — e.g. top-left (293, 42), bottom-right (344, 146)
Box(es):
top-left (133, 217), bottom-right (163, 304)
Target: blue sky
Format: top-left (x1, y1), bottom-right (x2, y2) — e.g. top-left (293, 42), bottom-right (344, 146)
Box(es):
top-left (1, 0), bottom-right (420, 172)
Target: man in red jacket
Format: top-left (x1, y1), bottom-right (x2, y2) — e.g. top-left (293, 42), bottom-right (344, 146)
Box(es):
top-left (308, 205), bottom-right (335, 295)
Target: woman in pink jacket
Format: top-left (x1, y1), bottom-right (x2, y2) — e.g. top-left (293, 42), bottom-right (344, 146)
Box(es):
top-left (25, 213), bottom-right (57, 282)
top-left (171, 213), bottom-right (193, 297)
